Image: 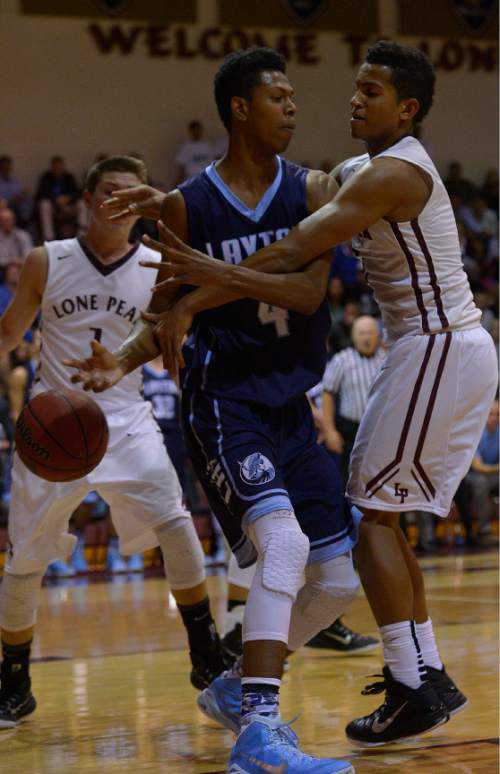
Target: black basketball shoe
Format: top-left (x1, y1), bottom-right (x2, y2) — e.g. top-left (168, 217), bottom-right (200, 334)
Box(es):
top-left (306, 618), bottom-right (379, 654)
top-left (426, 665), bottom-right (468, 716)
top-left (0, 681), bottom-right (37, 729)
top-left (190, 639), bottom-right (231, 691)
top-left (221, 622), bottom-right (243, 661)
top-left (345, 666), bottom-right (448, 746)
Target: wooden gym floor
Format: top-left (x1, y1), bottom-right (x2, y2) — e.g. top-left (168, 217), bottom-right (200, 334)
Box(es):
top-left (1, 550), bottom-right (498, 774)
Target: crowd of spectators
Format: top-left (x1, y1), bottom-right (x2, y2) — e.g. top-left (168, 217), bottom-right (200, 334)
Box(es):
top-left (0, 140), bottom-right (497, 566)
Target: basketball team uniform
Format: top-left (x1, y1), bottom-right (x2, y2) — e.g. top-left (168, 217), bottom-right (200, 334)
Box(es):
top-left (142, 364), bottom-right (187, 487)
top-left (7, 238), bottom-right (188, 575)
top-left (341, 136), bottom-right (498, 516)
top-left (179, 158), bottom-right (356, 568)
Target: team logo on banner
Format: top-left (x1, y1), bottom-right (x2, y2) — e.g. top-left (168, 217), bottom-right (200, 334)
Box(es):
top-left (94, 0), bottom-right (130, 15)
top-left (239, 453), bottom-right (276, 486)
top-left (449, 0), bottom-right (497, 34)
top-left (281, 0), bottom-right (329, 25)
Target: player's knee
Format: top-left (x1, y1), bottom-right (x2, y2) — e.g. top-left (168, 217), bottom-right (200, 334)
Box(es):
top-left (291, 553), bottom-right (359, 647)
top-left (0, 570), bottom-right (45, 632)
top-left (260, 525), bottom-right (309, 602)
top-left (154, 518), bottom-right (206, 590)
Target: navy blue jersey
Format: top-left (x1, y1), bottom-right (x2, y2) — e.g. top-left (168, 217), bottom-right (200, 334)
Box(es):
top-left (179, 158), bottom-right (330, 407)
top-left (142, 364), bottom-right (180, 432)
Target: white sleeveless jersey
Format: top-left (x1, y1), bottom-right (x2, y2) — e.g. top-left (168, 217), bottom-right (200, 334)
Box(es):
top-left (35, 238), bottom-right (158, 417)
top-left (340, 136), bottom-right (481, 344)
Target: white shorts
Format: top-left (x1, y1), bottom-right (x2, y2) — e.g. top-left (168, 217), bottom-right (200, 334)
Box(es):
top-left (7, 406), bottom-right (189, 574)
top-left (347, 327), bottom-right (498, 517)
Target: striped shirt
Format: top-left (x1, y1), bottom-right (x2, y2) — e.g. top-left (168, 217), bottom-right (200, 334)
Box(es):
top-left (323, 347), bottom-right (386, 423)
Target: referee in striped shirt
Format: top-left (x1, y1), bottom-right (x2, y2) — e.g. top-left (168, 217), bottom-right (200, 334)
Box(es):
top-left (323, 315), bottom-right (385, 484)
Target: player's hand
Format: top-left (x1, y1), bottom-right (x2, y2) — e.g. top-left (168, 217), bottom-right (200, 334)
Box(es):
top-left (140, 221), bottom-right (230, 290)
top-left (63, 340), bottom-right (126, 392)
top-left (324, 429), bottom-right (344, 454)
top-left (101, 185), bottom-right (165, 222)
top-left (141, 299), bottom-right (193, 383)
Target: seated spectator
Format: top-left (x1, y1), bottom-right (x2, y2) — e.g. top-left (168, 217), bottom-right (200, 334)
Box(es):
top-left (326, 276), bottom-right (345, 324)
top-left (480, 168), bottom-right (499, 212)
top-left (467, 400), bottom-right (499, 543)
top-left (444, 160), bottom-right (476, 204)
top-left (332, 242), bottom-right (359, 287)
top-left (0, 156), bottom-right (32, 226)
top-left (0, 263), bottom-right (23, 316)
top-left (174, 121), bottom-right (213, 185)
top-left (35, 155), bottom-right (84, 240)
top-left (0, 208), bottom-right (33, 269)
top-left (328, 300), bottom-right (360, 354)
top-left (461, 195), bottom-right (498, 241)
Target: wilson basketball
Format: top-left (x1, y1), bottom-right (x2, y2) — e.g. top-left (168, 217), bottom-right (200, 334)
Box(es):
top-left (15, 388), bottom-right (109, 482)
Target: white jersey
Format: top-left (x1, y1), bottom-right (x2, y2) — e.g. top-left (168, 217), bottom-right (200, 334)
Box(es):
top-left (340, 136), bottom-right (481, 345)
top-left (35, 237), bottom-right (158, 420)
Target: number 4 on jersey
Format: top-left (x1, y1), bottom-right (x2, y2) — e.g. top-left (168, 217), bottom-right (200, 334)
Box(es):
top-left (258, 303), bottom-right (290, 338)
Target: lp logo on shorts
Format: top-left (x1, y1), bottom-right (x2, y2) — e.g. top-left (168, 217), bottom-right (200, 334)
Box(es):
top-left (394, 482), bottom-right (408, 504)
top-left (239, 453), bottom-right (276, 486)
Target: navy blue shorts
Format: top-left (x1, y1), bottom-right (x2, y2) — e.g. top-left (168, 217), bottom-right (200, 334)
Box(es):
top-left (181, 390), bottom-right (358, 567)
top-left (160, 427), bottom-right (188, 490)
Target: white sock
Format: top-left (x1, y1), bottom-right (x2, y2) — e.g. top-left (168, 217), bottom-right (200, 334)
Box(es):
top-left (380, 620), bottom-right (427, 689)
top-left (415, 618), bottom-right (443, 671)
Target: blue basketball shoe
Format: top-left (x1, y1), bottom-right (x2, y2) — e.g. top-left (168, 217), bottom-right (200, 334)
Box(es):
top-left (228, 715), bottom-right (354, 773)
top-left (197, 668), bottom-right (241, 734)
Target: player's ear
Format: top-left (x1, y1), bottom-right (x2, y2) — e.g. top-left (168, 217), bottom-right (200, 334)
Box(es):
top-left (231, 96), bottom-right (249, 124)
top-left (83, 190), bottom-right (92, 209)
top-left (400, 97), bottom-right (419, 123)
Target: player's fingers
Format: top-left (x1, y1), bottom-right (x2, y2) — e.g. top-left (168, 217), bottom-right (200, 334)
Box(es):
top-left (142, 235), bottom-right (168, 255)
top-left (151, 275), bottom-right (184, 293)
top-left (108, 209), bottom-right (133, 222)
top-left (69, 371), bottom-right (86, 384)
top-left (175, 333), bottom-right (185, 370)
top-left (158, 222), bottom-right (191, 253)
top-left (63, 358), bottom-right (86, 370)
top-left (90, 339), bottom-right (107, 355)
top-left (141, 309), bottom-right (162, 323)
top-left (139, 259), bottom-right (163, 270)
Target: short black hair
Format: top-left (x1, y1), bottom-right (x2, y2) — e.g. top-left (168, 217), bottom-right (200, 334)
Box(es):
top-left (365, 40), bottom-right (435, 123)
top-left (85, 155), bottom-right (147, 193)
top-left (214, 47), bottom-right (287, 130)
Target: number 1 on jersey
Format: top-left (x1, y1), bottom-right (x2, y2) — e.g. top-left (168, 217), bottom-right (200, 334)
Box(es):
top-left (89, 327), bottom-right (102, 342)
top-left (258, 303), bottom-right (290, 338)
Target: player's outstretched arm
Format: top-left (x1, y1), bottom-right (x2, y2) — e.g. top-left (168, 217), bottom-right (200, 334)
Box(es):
top-left (150, 159), bottom-right (418, 296)
top-left (0, 247), bottom-right (47, 356)
top-left (142, 221), bottom-right (331, 315)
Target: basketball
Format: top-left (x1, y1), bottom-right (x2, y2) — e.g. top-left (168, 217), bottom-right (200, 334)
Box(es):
top-left (15, 388), bottom-right (109, 482)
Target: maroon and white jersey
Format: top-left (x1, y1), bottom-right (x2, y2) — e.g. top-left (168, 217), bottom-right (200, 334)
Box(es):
top-left (35, 238), bottom-right (158, 422)
top-left (340, 136), bottom-right (481, 345)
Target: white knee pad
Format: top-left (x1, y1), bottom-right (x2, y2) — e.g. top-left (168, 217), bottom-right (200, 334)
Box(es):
top-left (288, 552), bottom-right (359, 652)
top-left (243, 510), bottom-right (309, 644)
top-left (261, 529), bottom-right (309, 599)
top-left (154, 517), bottom-right (206, 590)
top-left (0, 570), bottom-right (45, 632)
